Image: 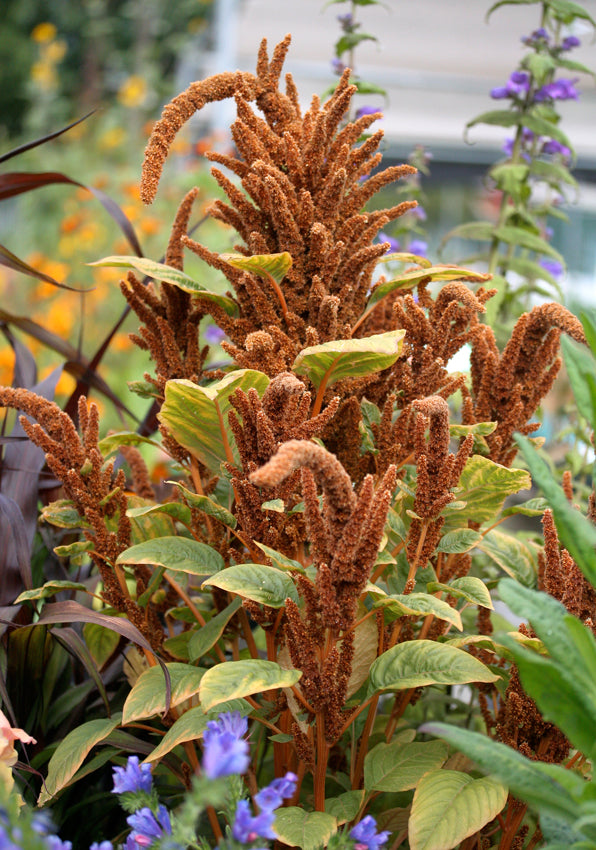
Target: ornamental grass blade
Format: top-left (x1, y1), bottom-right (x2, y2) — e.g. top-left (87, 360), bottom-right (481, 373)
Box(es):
top-left (0, 111), bottom-right (95, 165)
top-left (0, 243), bottom-right (86, 292)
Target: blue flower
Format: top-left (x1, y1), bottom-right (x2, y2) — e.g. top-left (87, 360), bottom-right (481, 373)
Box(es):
top-left (0, 824), bottom-right (21, 850)
top-left (540, 258), bottom-right (564, 280)
top-left (202, 711), bottom-right (250, 779)
top-left (112, 756), bottom-right (153, 794)
top-left (204, 324), bottom-right (226, 345)
top-left (331, 58), bottom-right (347, 76)
top-left (47, 839), bottom-right (73, 850)
top-left (89, 843), bottom-right (113, 850)
top-left (255, 772), bottom-right (298, 812)
top-left (521, 28), bottom-right (549, 46)
top-left (561, 35), bottom-right (580, 50)
top-left (349, 815), bottom-right (390, 850)
top-left (337, 13), bottom-right (355, 30)
top-left (378, 231), bottom-right (400, 253)
top-left (491, 71), bottom-right (530, 99)
top-left (355, 105), bottom-right (382, 121)
top-left (127, 806), bottom-right (171, 847)
top-left (541, 139), bottom-right (571, 158)
top-left (409, 239), bottom-right (428, 258)
top-left (267, 772), bottom-right (298, 800)
top-left (534, 77), bottom-right (579, 101)
top-left (232, 799), bottom-right (276, 843)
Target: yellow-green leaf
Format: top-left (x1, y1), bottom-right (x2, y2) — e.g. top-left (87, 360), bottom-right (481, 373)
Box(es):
top-left (273, 808), bottom-right (337, 850)
top-left (449, 455), bottom-right (531, 527)
top-left (172, 482), bottom-right (237, 529)
top-left (16, 581), bottom-right (88, 603)
top-left (122, 663), bottom-right (205, 724)
top-left (477, 528), bottom-right (537, 587)
top-left (220, 251), bottom-right (292, 285)
top-left (365, 266), bottom-right (492, 312)
top-left (364, 740), bottom-right (449, 793)
top-left (158, 371), bottom-right (270, 472)
top-left (90, 255), bottom-right (238, 315)
top-left (292, 330), bottom-right (404, 390)
top-left (202, 564), bottom-right (299, 607)
top-left (200, 660), bottom-right (301, 711)
top-left (116, 536), bottom-right (224, 576)
top-left (374, 594), bottom-right (463, 631)
top-left (369, 640), bottom-right (498, 694)
top-left (409, 769), bottom-right (508, 850)
top-left (427, 577), bottom-right (493, 609)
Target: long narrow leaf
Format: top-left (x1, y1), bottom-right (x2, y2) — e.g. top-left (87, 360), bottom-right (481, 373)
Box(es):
top-left (0, 112), bottom-right (95, 165)
top-left (0, 243), bottom-right (86, 292)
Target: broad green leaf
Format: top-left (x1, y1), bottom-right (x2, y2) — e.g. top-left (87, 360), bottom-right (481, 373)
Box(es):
top-left (83, 622), bottom-right (121, 668)
top-left (561, 335), bottom-right (596, 428)
top-left (98, 431), bottom-right (162, 455)
top-left (494, 225), bottom-right (564, 263)
top-left (427, 577), bottom-right (493, 609)
top-left (292, 330), bottom-right (404, 389)
top-left (523, 51), bottom-right (556, 84)
top-left (53, 540), bottom-right (93, 559)
top-left (127, 502), bottom-right (192, 526)
top-left (374, 594), bottom-right (463, 631)
top-left (200, 659), bottom-right (301, 710)
top-left (502, 496), bottom-right (548, 518)
top-left (116, 536), bottom-right (224, 576)
top-left (158, 371), bottom-right (270, 471)
top-left (423, 722), bottom-right (585, 831)
top-left (467, 110), bottom-right (572, 150)
top-left (449, 421), bottom-right (496, 437)
top-left (273, 808), bottom-right (337, 850)
top-left (172, 482), bottom-right (237, 529)
top-left (122, 663), bottom-right (205, 724)
top-left (220, 251), bottom-right (292, 285)
top-left (126, 494), bottom-right (177, 544)
top-left (530, 158), bottom-right (578, 189)
top-left (377, 251), bottom-right (432, 268)
top-left (261, 499), bottom-right (285, 512)
top-left (253, 542), bottom-right (305, 573)
top-left (435, 529), bottom-right (482, 554)
top-left (325, 791), bottom-right (365, 824)
top-left (549, 0), bottom-right (596, 27)
top-left (369, 640), bottom-right (498, 694)
top-left (490, 163), bottom-right (531, 196)
top-left (41, 499), bottom-right (87, 529)
top-left (477, 528), bottom-right (537, 587)
top-left (409, 769), bottom-right (508, 850)
top-left (144, 699), bottom-right (252, 763)
top-left (90, 255), bottom-right (238, 315)
top-left (202, 564), bottom-right (299, 607)
top-left (450, 455), bottom-right (531, 526)
top-left (364, 266), bottom-right (491, 313)
top-left (188, 598), bottom-right (242, 661)
top-left (38, 714), bottom-right (121, 804)
top-left (580, 309), bottom-right (596, 358)
top-left (16, 581), bottom-right (88, 603)
top-left (364, 740), bottom-right (448, 792)
top-left (515, 433), bottom-right (596, 587)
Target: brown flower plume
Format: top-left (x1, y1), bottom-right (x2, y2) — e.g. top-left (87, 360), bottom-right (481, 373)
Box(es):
top-left (140, 36), bottom-right (416, 373)
top-left (0, 389), bottom-right (164, 650)
top-left (403, 396), bottom-right (474, 594)
top-left (464, 303), bottom-right (586, 466)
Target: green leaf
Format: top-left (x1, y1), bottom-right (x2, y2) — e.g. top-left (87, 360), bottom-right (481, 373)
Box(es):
top-left (422, 723), bottom-right (585, 832)
top-left (53, 540), bottom-right (93, 559)
top-left (38, 714), bottom-right (121, 804)
top-left (40, 499), bottom-right (87, 529)
top-left (515, 433), bottom-right (596, 587)
top-left (335, 32), bottom-right (378, 56)
top-left (549, 0), bottom-right (596, 27)
top-left (490, 163), bottom-right (531, 197)
top-left (199, 660), bottom-right (302, 710)
top-left (374, 594), bottom-right (463, 631)
top-left (188, 598), bottom-right (242, 662)
top-left (15, 581), bottom-right (89, 603)
top-left (83, 622), bottom-right (121, 668)
top-left (220, 251), bottom-right (292, 285)
top-left (292, 330), bottom-right (405, 389)
top-left (523, 51), bottom-right (557, 84)
top-left (144, 699), bottom-right (252, 763)
top-left (172, 482), bottom-right (237, 529)
top-left (89, 255), bottom-right (239, 315)
top-left (467, 110), bottom-right (572, 150)
top-left (476, 528), bottom-right (537, 587)
top-left (369, 640), bottom-right (498, 694)
top-left (502, 496), bottom-right (548, 517)
top-left (273, 808), bottom-right (337, 850)
top-left (122, 663), bottom-right (205, 724)
top-left (580, 308), bottom-right (596, 359)
top-left (261, 499), bottom-right (285, 513)
top-left (439, 221), bottom-right (495, 246)
top-left (451, 455), bottom-right (531, 526)
top-left (202, 564), bottom-right (299, 607)
top-left (253, 542), bottom-right (305, 573)
top-left (486, 1), bottom-right (542, 23)
top-left (494, 225), bottom-right (564, 263)
top-left (530, 158), bottom-right (578, 189)
top-left (325, 791), bottom-right (365, 824)
top-left (364, 740), bottom-right (448, 792)
top-left (435, 529), bottom-right (483, 554)
top-left (127, 502), bottom-right (192, 526)
top-left (97, 431), bottom-right (162, 456)
top-left (116, 536), bottom-right (224, 576)
top-left (158, 371), bottom-right (270, 472)
top-left (427, 577), bottom-right (493, 609)
top-left (365, 266), bottom-right (491, 313)
top-left (409, 769), bottom-right (508, 850)
top-left (561, 335), bottom-right (596, 428)
top-left (504, 255), bottom-right (563, 293)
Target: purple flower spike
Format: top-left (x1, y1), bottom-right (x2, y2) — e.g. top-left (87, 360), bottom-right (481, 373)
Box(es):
top-left (534, 77), bottom-right (580, 101)
top-left (112, 756), bottom-right (153, 794)
top-left (90, 843), bottom-right (114, 850)
top-left (350, 815), bottom-right (390, 850)
top-left (561, 35), bottom-right (580, 50)
top-left (378, 231), bottom-right (400, 253)
top-left (204, 324), bottom-right (226, 345)
top-left (522, 28), bottom-right (549, 46)
top-left (540, 258), bottom-right (564, 280)
top-left (232, 799), bottom-right (277, 842)
top-left (492, 71), bottom-right (530, 100)
top-left (255, 772), bottom-right (298, 812)
top-left (409, 239), bottom-right (428, 258)
top-left (202, 711), bottom-right (250, 779)
top-left (268, 772), bottom-right (298, 799)
top-left (355, 105), bottom-right (382, 120)
top-left (47, 839), bottom-right (73, 850)
top-left (127, 805), bottom-right (172, 847)
top-left (337, 12), bottom-right (354, 29)
top-left (541, 139), bottom-right (571, 158)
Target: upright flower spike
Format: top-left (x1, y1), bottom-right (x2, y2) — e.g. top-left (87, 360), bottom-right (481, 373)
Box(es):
top-left (112, 756), bottom-right (153, 794)
top-left (350, 815), bottom-right (390, 850)
top-left (202, 711), bottom-right (250, 779)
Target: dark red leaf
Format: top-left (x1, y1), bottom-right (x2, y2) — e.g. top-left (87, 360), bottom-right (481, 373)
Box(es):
top-left (0, 112), bottom-right (95, 165)
top-left (50, 627), bottom-right (111, 716)
top-left (0, 243), bottom-right (88, 292)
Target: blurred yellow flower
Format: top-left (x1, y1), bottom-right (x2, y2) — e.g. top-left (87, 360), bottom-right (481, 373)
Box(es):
top-left (0, 348), bottom-right (15, 386)
top-left (98, 127), bottom-right (126, 151)
top-left (42, 301), bottom-right (75, 338)
top-left (117, 75), bottom-right (148, 109)
top-left (31, 22), bottom-right (57, 43)
top-left (54, 371), bottom-right (76, 397)
top-left (42, 39), bottom-right (67, 63)
top-left (30, 61), bottom-right (56, 90)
